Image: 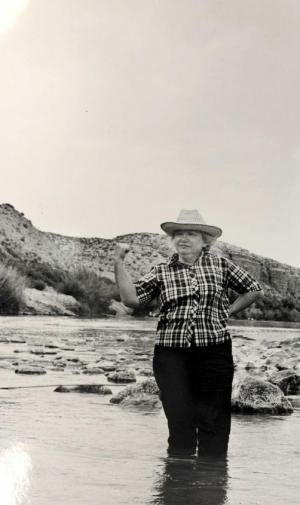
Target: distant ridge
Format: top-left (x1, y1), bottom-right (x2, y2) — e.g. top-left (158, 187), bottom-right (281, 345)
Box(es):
top-left (0, 203), bottom-right (299, 301)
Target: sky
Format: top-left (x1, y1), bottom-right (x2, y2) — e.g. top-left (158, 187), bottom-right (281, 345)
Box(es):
top-left (0, 0), bottom-right (299, 267)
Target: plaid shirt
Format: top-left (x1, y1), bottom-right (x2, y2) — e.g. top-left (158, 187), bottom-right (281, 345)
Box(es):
top-left (134, 248), bottom-right (262, 347)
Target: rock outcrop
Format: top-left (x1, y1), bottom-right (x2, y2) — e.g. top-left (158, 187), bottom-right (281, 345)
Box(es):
top-left (1, 203), bottom-right (300, 306)
top-left (22, 287), bottom-right (79, 316)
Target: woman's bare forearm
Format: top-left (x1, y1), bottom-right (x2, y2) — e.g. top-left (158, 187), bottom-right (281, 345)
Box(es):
top-left (114, 260), bottom-right (139, 308)
top-left (229, 290), bottom-right (263, 316)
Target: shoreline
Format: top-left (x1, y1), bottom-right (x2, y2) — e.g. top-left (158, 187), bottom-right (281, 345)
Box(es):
top-left (1, 313), bottom-right (300, 331)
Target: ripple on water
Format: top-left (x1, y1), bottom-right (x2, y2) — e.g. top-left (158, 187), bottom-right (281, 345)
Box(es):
top-left (0, 317), bottom-right (299, 505)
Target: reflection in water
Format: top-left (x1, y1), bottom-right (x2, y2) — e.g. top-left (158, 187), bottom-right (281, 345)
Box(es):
top-left (0, 443), bottom-right (32, 505)
top-left (150, 455), bottom-right (228, 505)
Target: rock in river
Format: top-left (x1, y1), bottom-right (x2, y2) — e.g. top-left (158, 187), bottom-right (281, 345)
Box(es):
top-left (96, 360), bottom-right (117, 372)
top-left (15, 366), bottom-right (47, 375)
top-left (231, 375), bottom-right (293, 414)
top-left (54, 385), bottom-right (112, 394)
top-left (268, 369), bottom-right (300, 395)
top-left (9, 337), bottom-right (26, 344)
top-left (110, 378), bottom-right (160, 409)
top-left (107, 370), bottom-right (136, 383)
top-left (82, 367), bottom-right (104, 375)
top-left (30, 347), bottom-right (57, 355)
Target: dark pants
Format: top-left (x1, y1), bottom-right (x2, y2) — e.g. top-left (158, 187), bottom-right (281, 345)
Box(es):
top-left (153, 340), bottom-right (234, 456)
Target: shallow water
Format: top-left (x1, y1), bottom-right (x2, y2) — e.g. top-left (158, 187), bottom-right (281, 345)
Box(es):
top-left (0, 316), bottom-right (299, 505)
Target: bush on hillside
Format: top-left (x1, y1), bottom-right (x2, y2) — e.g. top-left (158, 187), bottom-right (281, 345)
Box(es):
top-left (0, 263), bottom-right (26, 314)
top-left (32, 280), bottom-right (46, 291)
top-left (20, 262), bottom-right (65, 289)
top-left (57, 269), bottom-right (119, 317)
top-left (232, 292), bottom-right (300, 322)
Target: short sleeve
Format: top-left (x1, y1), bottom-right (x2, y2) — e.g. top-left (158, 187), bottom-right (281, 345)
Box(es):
top-left (225, 259), bottom-right (262, 294)
top-left (134, 266), bottom-right (160, 305)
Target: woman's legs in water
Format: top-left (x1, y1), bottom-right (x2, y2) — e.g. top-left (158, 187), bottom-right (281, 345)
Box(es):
top-left (191, 341), bottom-right (234, 456)
top-left (153, 346), bottom-right (197, 456)
top-left (153, 341), bottom-right (234, 457)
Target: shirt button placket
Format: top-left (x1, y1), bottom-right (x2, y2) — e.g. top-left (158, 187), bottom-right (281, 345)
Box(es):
top-left (189, 268), bottom-right (199, 345)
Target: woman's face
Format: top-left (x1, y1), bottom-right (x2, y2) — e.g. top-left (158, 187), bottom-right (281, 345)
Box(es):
top-left (172, 230), bottom-right (205, 257)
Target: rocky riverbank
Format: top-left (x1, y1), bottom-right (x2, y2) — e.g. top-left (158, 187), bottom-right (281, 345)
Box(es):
top-left (21, 287), bottom-right (80, 316)
top-left (0, 322), bottom-right (299, 415)
top-left (1, 203), bottom-right (300, 321)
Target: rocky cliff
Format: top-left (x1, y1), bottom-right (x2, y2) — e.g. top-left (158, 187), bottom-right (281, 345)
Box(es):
top-left (0, 203), bottom-right (299, 301)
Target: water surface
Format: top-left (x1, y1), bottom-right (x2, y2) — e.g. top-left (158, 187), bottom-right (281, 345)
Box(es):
top-left (0, 316), bottom-right (299, 505)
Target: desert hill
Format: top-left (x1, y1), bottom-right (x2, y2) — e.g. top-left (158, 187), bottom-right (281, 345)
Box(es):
top-left (0, 203), bottom-right (299, 318)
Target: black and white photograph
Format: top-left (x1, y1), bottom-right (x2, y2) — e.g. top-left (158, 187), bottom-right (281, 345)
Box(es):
top-left (0, 1), bottom-right (299, 504)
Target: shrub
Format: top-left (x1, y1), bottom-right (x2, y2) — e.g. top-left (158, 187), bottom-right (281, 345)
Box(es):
top-left (19, 262), bottom-right (65, 289)
top-left (0, 263), bottom-right (26, 314)
top-left (32, 280), bottom-right (46, 291)
top-left (57, 269), bottom-right (119, 317)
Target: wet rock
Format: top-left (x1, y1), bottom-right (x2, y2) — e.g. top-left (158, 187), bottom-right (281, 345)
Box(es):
top-left (264, 356), bottom-right (293, 371)
top-left (135, 355), bottom-right (150, 361)
top-left (231, 375), bottom-right (293, 414)
top-left (52, 360), bottom-right (66, 368)
top-left (15, 366), bottom-right (47, 375)
top-left (82, 367), bottom-right (104, 375)
top-left (276, 360), bottom-right (298, 371)
top-left (268, 370), bottom-right (300, 395)
top-left (9, 337), bottom-right (26, 344)
top-left (96, 360), bottom-right (117, 372)
top-left (30, 347), bottom-right (57, 355)
top-left (121, 394), bottom-right (162, 410)
top-left (110, 378), bottom-right (160, 407)
top-left (244, 361), bottom-right (257, 370)
top-left (260, 339), bottom-right (282, 349)
top-left (54, 385), bottom-right (112, 394)
top-left (280, 336), bottom-right (300, 348)
top-left (107, 370), bottom-right (136, 383)
top-left (139, 368), bottom-right (153, 377)
top-left (264, 349), bottom-right (290, 360)
top-left (116, 334), bottom-right (130, 342)
top-left (232, 334), bottom-right (255, 341)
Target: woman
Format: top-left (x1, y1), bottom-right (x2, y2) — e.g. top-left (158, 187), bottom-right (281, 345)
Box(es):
top-left (114, 209), bottom-right (263, 457)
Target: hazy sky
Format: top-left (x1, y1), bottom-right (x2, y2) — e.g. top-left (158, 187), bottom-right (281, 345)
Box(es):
top-left (0, 0), bottom-right (299, 267)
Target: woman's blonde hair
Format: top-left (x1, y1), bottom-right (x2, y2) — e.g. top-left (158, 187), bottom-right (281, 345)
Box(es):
top-left (170, 230), bottom-right (218, 251)
top-left (201, 232), bottom-right (218, 249)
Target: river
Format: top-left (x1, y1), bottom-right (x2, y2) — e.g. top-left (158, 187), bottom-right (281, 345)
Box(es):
top-left (0, 316), bottom-right (299, 505)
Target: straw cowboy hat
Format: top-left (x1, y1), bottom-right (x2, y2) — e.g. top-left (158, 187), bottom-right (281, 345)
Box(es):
top-left (160, 209), bottom-right (222, 238)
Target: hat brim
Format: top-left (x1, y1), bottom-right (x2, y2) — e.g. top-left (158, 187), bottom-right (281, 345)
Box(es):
top-left (160, 222), bottom-right (222, 238)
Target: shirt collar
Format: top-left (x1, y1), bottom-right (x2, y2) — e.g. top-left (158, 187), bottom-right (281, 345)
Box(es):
top-left (168, 245), bottom-right (210, 267)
